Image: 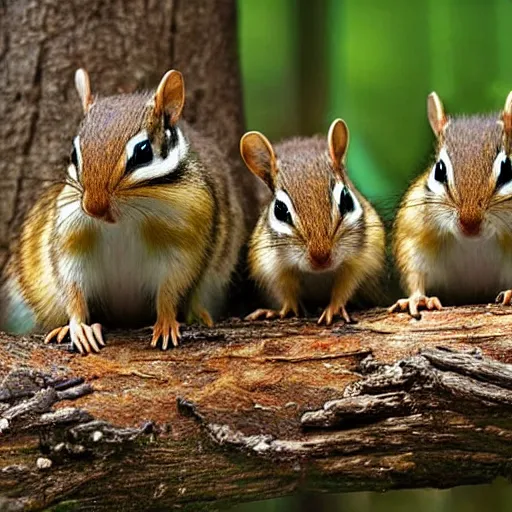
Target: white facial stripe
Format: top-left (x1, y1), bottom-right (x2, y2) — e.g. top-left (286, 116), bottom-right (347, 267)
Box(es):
top-left (268, 189), bottom-right (296, 236)
top-left (127, 128), bottom-right (188, 184)
top-left (74, 136), bottom-right (82, 168)
top-left (67, 164), bottom-right (78, 182)
top-left (67, 136), bottom-right (82, 181)
top-left (427, 146), bottom-right (454, 195)
top-left (493, 150), bottom-right (512, 196)
top-left (333, 182), bottom-right (363, 226)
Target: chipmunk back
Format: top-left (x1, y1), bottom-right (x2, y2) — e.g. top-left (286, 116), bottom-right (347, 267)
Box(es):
top-left (390, 91), bottom-right (512, 316)
top-left (1, 69), bottom-right (246, 352)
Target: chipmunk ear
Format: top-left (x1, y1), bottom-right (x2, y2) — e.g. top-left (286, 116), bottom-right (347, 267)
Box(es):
top-left (428, 92), bottom-right (448, 137)
top-left (328, 118), bottom-right (349, 170)
top-left (240, 131), bottom-right (277, 190)
top-left (502, 91), bottom-right (512, 136)
top-left (75, 69), bottom-right (94, 114)
top-left (154, 69), bottom-right (185, 125)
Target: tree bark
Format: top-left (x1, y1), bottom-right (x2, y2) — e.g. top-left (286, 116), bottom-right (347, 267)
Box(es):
top-left (0, 0), bottom-right (261, 270)
top-left (0, 306), bottom-right (511, 511)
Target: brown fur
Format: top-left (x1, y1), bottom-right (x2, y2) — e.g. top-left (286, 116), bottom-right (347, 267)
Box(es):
top-left (2, 70), bottom-right (246, 340)
top-left (79, 92), bottom-right (154, 218)
top-left (276, 136), bottom-right (335, 259)
top-left (245, 129), bottom-right (385, 320)
top-left (392, 100), bottom-right (511, 306)
top-left (444, 115), bottom-right (502, 230)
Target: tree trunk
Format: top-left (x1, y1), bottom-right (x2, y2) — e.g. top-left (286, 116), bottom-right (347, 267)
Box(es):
top-left (0, 306), bottom-right (511, 511)
top-left (0, 0), bottom-right (261, 270)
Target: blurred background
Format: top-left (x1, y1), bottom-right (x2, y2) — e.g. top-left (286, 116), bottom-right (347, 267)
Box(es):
top-left (236, 0), bottom-right (512, 510)
top-left (231, 479), bottom-right (512, 512)
top-left (238, 0), bottom-right (512, 223)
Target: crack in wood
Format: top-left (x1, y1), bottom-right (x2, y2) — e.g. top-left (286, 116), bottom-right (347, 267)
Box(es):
top-left (178, 348), bottom-right (512, 461)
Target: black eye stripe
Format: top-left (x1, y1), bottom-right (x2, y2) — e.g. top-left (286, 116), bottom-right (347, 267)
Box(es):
top-left (161, 113), bottom-right (179, 159)
top-left (126, 139), bottom-right (153, 174)
top-left (497, 156), bottom-right (512, 189)
top-left (274, 199), bottom-right (293, 225)
top-left (70, 146), bottom-right (78, 168)
top-left (434, 159), bottom-right (448, 184)
top-left (338, 186), bottom-right (355, 217)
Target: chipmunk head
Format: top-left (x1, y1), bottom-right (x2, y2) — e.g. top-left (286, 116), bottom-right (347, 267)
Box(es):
top-left (69, 68), bottom-right (188, 223)
top-left (424, 91), bottom-right (512, 239)
top-left (240, 119), bottom-right (365, 273)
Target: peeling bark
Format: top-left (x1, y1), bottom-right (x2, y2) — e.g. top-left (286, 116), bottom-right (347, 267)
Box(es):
top-left (0, 306), bottom-right (511, 511)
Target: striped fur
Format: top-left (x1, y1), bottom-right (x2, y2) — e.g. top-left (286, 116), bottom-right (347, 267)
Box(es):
top-left (1, 71), bottom-right (245, 349)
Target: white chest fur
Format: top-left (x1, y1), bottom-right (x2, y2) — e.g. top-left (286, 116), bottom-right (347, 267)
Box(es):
top-left (426, 235), bottom-right (512, 303)
top-left (55, 199), bottom-right (178, 321)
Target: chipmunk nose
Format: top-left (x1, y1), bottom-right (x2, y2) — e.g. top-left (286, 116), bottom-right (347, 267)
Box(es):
top-left (82, 193), bottom-right (115, 223)
top-left (309, 250), bottom-right (332, 270)
top-left (458, 217), bottom-right (481, 237)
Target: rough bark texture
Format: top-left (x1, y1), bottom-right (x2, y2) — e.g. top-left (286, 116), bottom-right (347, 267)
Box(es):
top-left (0, 0), bottom-right (262, 270)
top-left (0, 306), bottom-right (511, 511)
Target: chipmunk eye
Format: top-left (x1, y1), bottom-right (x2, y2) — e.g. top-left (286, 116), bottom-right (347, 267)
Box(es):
top-left (274, 199), bottom-right (292, 225)
top-left (434, 159), bottom-right (447, 183)
top-left (497, 156), bottom-right (512, 188)
top-left (338, 186), bottom-right (355, 216)
top-left (126, 139), bottom-right (153, 173)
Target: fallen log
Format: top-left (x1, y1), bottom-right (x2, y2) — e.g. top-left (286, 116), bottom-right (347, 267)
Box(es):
top-left (0, 305), bottom-right (511, 511)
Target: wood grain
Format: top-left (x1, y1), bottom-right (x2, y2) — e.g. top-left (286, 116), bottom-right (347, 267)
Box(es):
top-left (0, 305), bottom-right (510, 511)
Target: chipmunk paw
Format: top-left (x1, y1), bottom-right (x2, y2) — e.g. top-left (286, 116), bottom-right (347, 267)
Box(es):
top-left (45, 320), bottom-right (105, 355)
top-left (318, 304), bottom-right (354, 326)
top-left (388, 295), bottom-right (442, 319)
top-left (245, 303), bottom-right (299, 321)
top-left (151, 318), bottom-right (181, 350)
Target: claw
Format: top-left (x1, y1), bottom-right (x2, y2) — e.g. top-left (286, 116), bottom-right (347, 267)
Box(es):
top-left (245, 308), bottom-right (277, 321)
top-left (91, 323), bottom-right (105, 346)
top-left (82, 324), bottom-right (99, 353)
top-left (388, 294), bottom-right (442, 318)
top-left (57, 326), bottom-right (70, 344)
top-left (44, 322), bottom-right (105, 355)
top-left (245, 304), bottom-right (299, 322)
top-left (151, 318), bottom-right (181, 350)
top-left (318, 304), bottom-right (353, 326)
top-left (45, 326), bottom-right (68, 345)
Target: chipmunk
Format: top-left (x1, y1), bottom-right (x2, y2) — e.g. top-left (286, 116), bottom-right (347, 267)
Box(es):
top-left (239, 119), bottom-right (386, 324)
top-left (390, 91), bottom-right (512, 317)
top-left (0, 68), bottom-right (245, 353)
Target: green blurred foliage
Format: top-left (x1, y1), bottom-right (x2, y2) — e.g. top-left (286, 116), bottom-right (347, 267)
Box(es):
top-left (231, 478), bottom-right (512, 512)
top-left (238, 0), bottom-right (512, 221)
top-left (237, 0), bottom-right (512, 509)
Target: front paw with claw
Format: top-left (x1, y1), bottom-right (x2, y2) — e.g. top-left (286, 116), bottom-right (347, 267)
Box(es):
top-left (496, 289), bottom-right (512, 305)
top-left (151, 318), bottom-right (181, 350)
top-left (318, 303), bottom-right (354, 326)
top-left (44, 320), bottom-right (105, 355)
top-left (388, 294), bottom-right (442, 319)
top-left (245, 302), bottom-right (299, 321)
